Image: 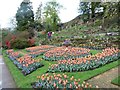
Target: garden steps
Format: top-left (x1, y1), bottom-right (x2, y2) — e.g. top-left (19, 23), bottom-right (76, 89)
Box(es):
top-left (87, 65), bottom-right (120, 88)
top-left (1, 55), bottom-right (16, 88)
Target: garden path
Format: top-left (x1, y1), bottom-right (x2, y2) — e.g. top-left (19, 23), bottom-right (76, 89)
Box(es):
top-left (1, 55), bottom-right (16, 88)
top-left (87, 65), bottom-right (120, 88)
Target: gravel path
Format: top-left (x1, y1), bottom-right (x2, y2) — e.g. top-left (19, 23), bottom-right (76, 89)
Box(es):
top-left (87, 65), bottom-right (120, 88)
top-left (0, 55), bottom-right (16, 88)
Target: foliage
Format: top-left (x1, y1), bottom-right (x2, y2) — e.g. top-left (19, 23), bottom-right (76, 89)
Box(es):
top-left (16, 0), bottom-right (34, 32)
top-left (35, 2), bottom-right (43, 23)
top-left (101, 2), bottom-right (119, 27)
top-left (34, 2), bottom-right (44, 31)
top-left (78, 2), bottom-right (90, 22)
top-left (78, 1), bottom-right (101, 22)
top-left (11, 31), bottom-right (34, 49)
top-left (1, 28), bottom-right (11, 47)
top-left (43, 0), bottom-right (63, 32)
top-left (10, 38), bottom-right (29, 49)
top-left (90, 2), bottom-right (101, 18)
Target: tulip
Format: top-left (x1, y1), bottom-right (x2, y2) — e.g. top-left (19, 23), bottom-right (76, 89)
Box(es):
top-left (70, 84), bottom-right (72, 88)
top-left (53, 83), bottom-right (56, 87)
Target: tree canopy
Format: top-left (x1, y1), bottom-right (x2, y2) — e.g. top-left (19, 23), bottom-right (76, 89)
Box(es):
top-left (43, 0), bottom-right (63, 32)
top-left (16, 0), bottom-right (34, 31)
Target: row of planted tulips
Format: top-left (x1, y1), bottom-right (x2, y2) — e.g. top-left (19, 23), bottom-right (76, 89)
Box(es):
top-left (26, 45), bottom-right (55, 52)
top-left (47, 48), bottom-right (120, 72)
top-left (28, 49), bottom-right (49, 58)
top-left (16, 55), bottom-right (44, 76)
top-left (31, 73), bottom-right (98, 89)
top-left (6, 50), bottom-right (44, 76)
top-left (43, 46), bottom-right (90, 61)
top-left (6, 49), bottom-right (22, 61)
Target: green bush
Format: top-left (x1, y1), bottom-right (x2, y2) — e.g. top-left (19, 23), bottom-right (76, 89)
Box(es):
top-left (11, 38), bottom-right (29, 49)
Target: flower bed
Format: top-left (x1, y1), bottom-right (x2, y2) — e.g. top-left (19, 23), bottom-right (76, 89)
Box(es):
top-left (28, 49), bottom-right (48, 58)
top-left (26, 45), bottom-right (55, 52)
top-left (31, 73), bottom-right (98, 89)
top-left (16, 55), bottom-right (44, 76)
top-left (6, 49), bottom-right (14, 54)
top-left (6, 50), bottom-right (44, 76)
top-left (6, 50), bottom-right (22, 61)
top-left (43, 46), bottom-right (90, 61)
top-left (47, 48), bottom-right (120, 72)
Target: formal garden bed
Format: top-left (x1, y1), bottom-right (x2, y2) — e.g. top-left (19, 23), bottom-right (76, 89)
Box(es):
top-left (26, 45), bottom-right (55, 52)
top-left (47, 48), bottom-right (120, 72)
top-left (2, 46), bottom-right (120, 88)
top-left (31, 73), bottom-right (98, 89)
top-left (43, 46), bottom-right (90, 61)
top-left (5, 49), bottom-right (44, 76)
top-left (26, 45), bottom-right (55, 58)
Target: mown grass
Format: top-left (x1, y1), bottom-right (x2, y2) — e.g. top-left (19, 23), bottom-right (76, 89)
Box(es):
top-left (90, 50), bottom-right (101, 55)
top-left (111, 76), bottom-right (120, 86)
top-left (3, 50), bottom-right (119, 88)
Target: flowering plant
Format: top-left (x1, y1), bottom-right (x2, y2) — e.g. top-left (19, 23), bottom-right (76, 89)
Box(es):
top-left (44, 46), bottom-right (90, 61)
top-left (6, 51), bottom-right (44, 76)
top-left (31, 73), bottom-right (98, 89)
top-left (26, 45), bottom-right (54, 52)
top-left (47, 48), bottom-right (120, 72)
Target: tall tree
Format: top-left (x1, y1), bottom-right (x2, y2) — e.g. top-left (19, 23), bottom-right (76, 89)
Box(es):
top-left (90, 2), bottom-right (101, 18)
top-left (43, 0), bottom-right (63, 32)
top-left (16, 0), bottom-right (34, 32)
top-left (101, 2), bottom-right (119, 27)
top-left (78, 1), bottom-right (101, 22)
top-left (35, 2), bottom-right (43, 23)
top-left (35, 2), bottom-right (44, 31)
top-left (78, 2), bottom-right (90, 23)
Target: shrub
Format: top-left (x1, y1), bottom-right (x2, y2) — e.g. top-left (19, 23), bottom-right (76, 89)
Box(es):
top-left (11, 38), bottom-right (29, 49)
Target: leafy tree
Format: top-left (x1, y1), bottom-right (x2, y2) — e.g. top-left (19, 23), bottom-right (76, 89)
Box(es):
top-left (78, 1), bottom-right (101, 22)
top-left (35, 2), bottom-right (44, 31)
top-left (9, 16), bottom-right (17, 30)
top-left (35, 2), bottom-right (43, 23)
top-left (101, 2), bottom-right (119, 27)
top-left (43, 0), bottom-right (63, 32)
top-left (90, 2), bottom-right (101, 18)
top-left (16, 0), bottom-right (34, 32)
top-left (78, 2), bottom-right (90, 23)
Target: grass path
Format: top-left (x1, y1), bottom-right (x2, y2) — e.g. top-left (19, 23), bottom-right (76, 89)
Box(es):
top-left (111, 76), bottom-right (120, 86)
top-left (87, 65), bottom-right (120, 88)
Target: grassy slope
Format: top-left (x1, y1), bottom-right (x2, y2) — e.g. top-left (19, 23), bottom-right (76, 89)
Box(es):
top-left (111, 76), bottom-right (120, 86)
top-left (3, 50), bottom-right (120, 88)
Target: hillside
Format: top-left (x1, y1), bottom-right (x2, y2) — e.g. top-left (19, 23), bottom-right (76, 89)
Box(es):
top-left (41, 13), bottom-right (119, 49)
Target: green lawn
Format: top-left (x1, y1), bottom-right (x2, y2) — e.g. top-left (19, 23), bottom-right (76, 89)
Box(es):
top-left (111, 76), bottom-right (120, 86)
top-left (90, 50), bottom-right (101, 55)
top-left (3, 50), bottom-right (120, 88)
